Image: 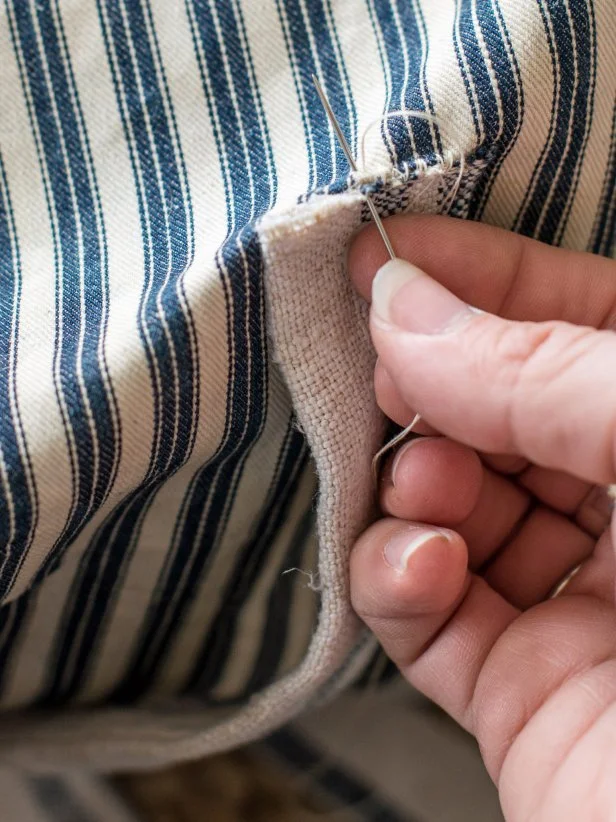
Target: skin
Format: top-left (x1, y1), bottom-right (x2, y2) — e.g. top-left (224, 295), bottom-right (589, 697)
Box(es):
top-left (347, 215), bottom-right (616, 821)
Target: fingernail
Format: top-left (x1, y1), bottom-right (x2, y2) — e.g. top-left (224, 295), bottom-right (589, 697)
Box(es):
top-left (384, 527), bottom-right (448, 572)
top-left (390, 438), bottom-right (432, 487)
top-left (372, 258), bottom-right (474, 334)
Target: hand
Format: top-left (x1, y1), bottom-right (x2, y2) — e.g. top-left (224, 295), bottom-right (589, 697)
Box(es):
top-left (347, 215), bottom-right (616, 821)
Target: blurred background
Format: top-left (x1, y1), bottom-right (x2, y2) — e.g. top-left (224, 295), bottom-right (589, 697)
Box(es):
top-left (114, 678), bottom-right (503, 822)
top-left (1, 677), bottom-right (503, 821)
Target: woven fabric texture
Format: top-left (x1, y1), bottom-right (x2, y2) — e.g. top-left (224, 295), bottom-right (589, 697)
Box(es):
top-left (0, 0), bottom-right (614, 768)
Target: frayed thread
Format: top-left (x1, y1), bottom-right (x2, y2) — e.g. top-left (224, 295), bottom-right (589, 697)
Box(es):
top-left (281, 567), bottom-right (322, 592)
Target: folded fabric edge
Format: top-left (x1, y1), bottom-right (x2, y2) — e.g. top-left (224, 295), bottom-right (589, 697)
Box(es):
top-left (0, 157), bottom-right (480, 772)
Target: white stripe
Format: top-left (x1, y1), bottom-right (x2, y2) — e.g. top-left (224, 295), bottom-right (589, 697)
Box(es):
top-left (240, 0), bottom-right (309, 213)
top-left (323, 0), bottom-right (357, 150)
top-left (131, 243), bottom-right (256, 679)
top-left (0, 162), bottom-right (37, 565)
top-left (513, 0), bottom-right (562, 231)
top-left (474, 0), bottom-right (524, 220)
top-left (412, 0), bottom-right (440, 149)
top-left (3, 553), bottom-right (81, 707)
top-left (231, 0), bottom-right (277, 209)
top-left (274, 0), bottom-right (319, 185)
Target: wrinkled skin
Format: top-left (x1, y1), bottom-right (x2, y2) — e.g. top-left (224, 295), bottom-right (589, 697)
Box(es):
top-left (348, 215), bottom-right (616, 821)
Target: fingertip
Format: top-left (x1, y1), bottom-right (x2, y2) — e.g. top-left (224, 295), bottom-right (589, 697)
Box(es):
top-left (350, 518), bottom-right (468, 620)
top-left (381, 438), bottom-right (483, 525)
top-left (347, 222), bottom-right (391, 301)
top-left (348, 213), bottom-right (466, 303)
top-left (374, 358), bottom-right (415, 427)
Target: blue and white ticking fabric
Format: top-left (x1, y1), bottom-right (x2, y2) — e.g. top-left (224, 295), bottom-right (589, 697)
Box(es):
top-left (0, 0), bottom-right (614, 771)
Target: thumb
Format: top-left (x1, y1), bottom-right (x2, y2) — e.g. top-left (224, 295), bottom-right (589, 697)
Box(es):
top-left (370, 258), bottom-right (616, 486)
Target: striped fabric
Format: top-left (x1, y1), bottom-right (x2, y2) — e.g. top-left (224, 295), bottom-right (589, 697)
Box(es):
top-left (0, 769), bottom-right (140, 822)
top-left (0, 0), bottom-right (614, 769)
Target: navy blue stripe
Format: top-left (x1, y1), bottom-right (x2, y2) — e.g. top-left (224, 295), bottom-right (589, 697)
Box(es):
top-left (53, 0), bottom-right (122, 500)
top-left (101, 0), bottom-right (288, 698)
top-left (370, 0), bottom-right (437, 162)
top-left (38, 485), bottom-right (153, 705)
top-left (189, 0), bottom-right (276, 220)
top-left (459, 0), bottom-right (524, 220)
top-left (6, 1), bottom-right (119, 578)
top-left (231, 0), bottom-right (278, 206)
top-left (545, 0), bottom-right (596, 246)
top-left (184, 425), bottom-right (308, 698)
top-left (0, 152), bottom-right (37, 596)
top-left (12, 1), bottom-right (116, 529)
top-left (548, 0), bottom-right (597, 245)
top-left (100, 0), bottom-right (195, 477)
top-left (591, 97), bottom-right (616, 257)
top-left (301, 0), bottom-right (358, 157)
top-left (458, 0), bottom-right (501, 145)
top-left (415, 0), bottom-right (442, 157)
top-left (38, 0), bottom-right (198, 703)
top-left (107, 228), bottom-right (272, 700)
top-left (275, 0), bottom-right (355, 189)
top-left (515, 0), bottom-right (596, 243)
top-left (111, 421), bottom-right (306, 702)
top-left (239, 492), bottom-right (316, 701)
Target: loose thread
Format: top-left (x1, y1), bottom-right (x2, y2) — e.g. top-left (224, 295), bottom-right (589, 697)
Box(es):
top-left (281, 566), bottom-right (321, 592)
top-left (371, 412), bottom-right (423, 493)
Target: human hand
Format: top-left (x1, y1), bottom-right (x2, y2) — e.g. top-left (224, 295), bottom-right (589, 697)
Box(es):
top-left (348, 215), bottom-right (616, 821)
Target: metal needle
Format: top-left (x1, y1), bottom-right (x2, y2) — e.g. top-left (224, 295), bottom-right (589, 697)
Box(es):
top-left (312, 74), bottom-right (396, 260)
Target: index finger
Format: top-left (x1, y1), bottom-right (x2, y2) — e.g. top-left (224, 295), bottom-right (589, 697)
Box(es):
top-left (349, 215), bottom-right (616, 329)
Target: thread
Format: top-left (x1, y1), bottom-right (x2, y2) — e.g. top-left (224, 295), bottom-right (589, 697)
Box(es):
top-left (360, 108), bottom-right (440, 170)
top-left (371, 412), bottom-right (423, 492)
top-left (281, 566), bottom-right (321, 592)
top-left (359, 108), bottom-right (466, 215)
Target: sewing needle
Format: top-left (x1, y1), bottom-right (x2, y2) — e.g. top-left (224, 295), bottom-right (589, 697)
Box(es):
top-left (312, 74), bottom-right (396, 260)
top-left (312, 74), bottom-right (425, 489)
